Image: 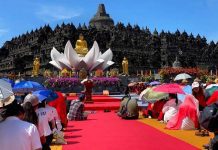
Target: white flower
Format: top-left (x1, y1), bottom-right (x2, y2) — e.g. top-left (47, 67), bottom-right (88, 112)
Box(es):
top-left (49, 41), bottom-right (114, 71)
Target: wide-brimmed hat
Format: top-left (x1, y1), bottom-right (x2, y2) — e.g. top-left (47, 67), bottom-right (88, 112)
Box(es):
top-left (24, 94), bottom-right (39, 106)
top-left (0, 95), bottom-right (15, 108)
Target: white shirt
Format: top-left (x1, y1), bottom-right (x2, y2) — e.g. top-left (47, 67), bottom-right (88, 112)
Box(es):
top-left (0, 116), bottom-right (42, 150)
top-left (36, 107), bottom-right (53, 136)
top-left (162, 99), bottom-right (181, 122)
top-left (181, 117), bottom-right (195, 130)
top-left (46, 105), bottom-right (62, 131)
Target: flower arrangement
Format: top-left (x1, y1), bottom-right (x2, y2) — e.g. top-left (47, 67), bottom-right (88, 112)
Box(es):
top-left (92, 77), bottom-right (120, 86)
top-left (159, 67), bottom-right (208, 77)
top-left (44, 77), bottom-right (80, 88)
top-left (44, 77), bottom-right (120, 88)
top-left (158, 67), bottom-right (208, 82)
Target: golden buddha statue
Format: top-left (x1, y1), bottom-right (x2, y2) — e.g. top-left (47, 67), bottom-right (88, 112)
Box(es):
top-left (61, 68), bottom-right (69, 77)
top-left (43, 69), bottom-right (52, 77)
top-left (110, 68), bottom-right (119, 77)
top-left (75, 34), bottom-right (88, 57)
top-left (122, 57), bottom-right (129, 75)
top-left (79, 68), bottom-right (87, 80)
top-left (32, 57), bottom-right (40, 77)
top-left (95, 69), bottom-right (103, 77)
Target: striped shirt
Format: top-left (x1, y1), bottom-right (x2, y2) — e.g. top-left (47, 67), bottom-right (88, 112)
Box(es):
top-left (67, 100), bottom-right (85, 120)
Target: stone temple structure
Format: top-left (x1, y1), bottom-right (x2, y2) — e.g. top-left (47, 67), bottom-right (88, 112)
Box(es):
top-left (0, 4), bottom-right (218, 76)
top-left (89, 4), bottom-right (114, 29)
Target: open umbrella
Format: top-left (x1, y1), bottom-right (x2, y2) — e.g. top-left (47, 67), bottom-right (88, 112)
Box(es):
top-left (149, 81), bottom-right (161, 86)
top-left (0, 79), bottom-right (13, 100)
top-left (154, 83), bottom-right (185, 94)
top-left (177, 85), bottom-right (192, 102)
top-left (142, 87), bottom-right (169, 102)
top-left (32, 90), bottom-right (58, 102)
top-left (128, 82), bottom-right (137, 87)
top-left (1, 78), bottom-right (15, 87)
top-left (205, 84), bottom-right (218, 98)
top-left (174, 73), bottom-right (191, 81)
top-left (13, 81), bottom-right (45, 93)
top-left (206, 91), bottom-right (218, 105)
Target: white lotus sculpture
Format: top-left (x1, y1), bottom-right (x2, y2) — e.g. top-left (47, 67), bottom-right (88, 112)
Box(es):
top-left (49, 41), bottom-right (114, 71)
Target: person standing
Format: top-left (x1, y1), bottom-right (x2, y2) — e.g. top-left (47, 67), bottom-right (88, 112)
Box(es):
top-left (0, 98), bottom-right (42, 150)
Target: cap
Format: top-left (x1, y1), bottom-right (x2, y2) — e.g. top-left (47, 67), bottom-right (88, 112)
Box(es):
top-left (24, 94), bottom-right (39, 106)
top-left (192, 82), bottom-right (200, 89)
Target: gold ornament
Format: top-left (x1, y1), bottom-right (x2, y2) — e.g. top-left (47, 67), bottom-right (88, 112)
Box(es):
top-left (75, 34), bottom-right (88, 57)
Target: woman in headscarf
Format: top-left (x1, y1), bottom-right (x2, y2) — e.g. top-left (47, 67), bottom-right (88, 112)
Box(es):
top-left (162, 93), bottom-right (182, 123)
top-left (166, 95), bottom-right (199, 130)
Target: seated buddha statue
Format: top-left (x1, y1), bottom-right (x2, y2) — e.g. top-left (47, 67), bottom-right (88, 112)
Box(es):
top-left (75, 34), bottom-right (88, 57)
top-left (61, 68), bottom-right (69, 77)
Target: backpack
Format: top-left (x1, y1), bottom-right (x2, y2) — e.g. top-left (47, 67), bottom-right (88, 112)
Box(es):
top-left (120, 95), bottom-right (131, 119)
top-left (199, 102), bottom-right (218, 132)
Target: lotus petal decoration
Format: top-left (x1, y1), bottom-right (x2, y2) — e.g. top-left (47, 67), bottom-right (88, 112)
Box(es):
top-left (64, 41), bottom-right (81, 68)
top-left (50, 40), bottom-right (114, 72)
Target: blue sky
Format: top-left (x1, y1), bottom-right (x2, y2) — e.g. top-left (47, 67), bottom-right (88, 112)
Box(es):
top-left (0, 0), bottom-right (218, 47)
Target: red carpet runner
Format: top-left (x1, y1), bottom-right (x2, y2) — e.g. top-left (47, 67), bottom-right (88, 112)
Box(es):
top-left (63, 112), bottom-right (198, 150)
top-left (67, 95), bottom-right (121, 111)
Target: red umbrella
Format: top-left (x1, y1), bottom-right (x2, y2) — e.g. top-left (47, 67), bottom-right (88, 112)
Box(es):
top-left (206, 91), bottom-right (218, 105)
top-left (153, 83), bottom-right (185, 94)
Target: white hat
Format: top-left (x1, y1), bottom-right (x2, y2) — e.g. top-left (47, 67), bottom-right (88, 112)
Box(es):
top-left (192, 82), bottom-right (199, 89)
top-left (24, 94), bottom-right (39, 106)
top-left (0, 95), bottom-right (15, 107)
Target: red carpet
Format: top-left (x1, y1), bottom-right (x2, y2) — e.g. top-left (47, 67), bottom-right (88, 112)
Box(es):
top-left (63, 112), bottom-right (198, 150)
top-left (67, 95), bottom-right (121, 111)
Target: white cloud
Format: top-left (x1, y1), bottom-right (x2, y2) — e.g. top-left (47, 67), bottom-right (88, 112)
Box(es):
top-left (35, 5), bottom-right (81, 22)
top-left (0, 28), bottom-right (8, 36)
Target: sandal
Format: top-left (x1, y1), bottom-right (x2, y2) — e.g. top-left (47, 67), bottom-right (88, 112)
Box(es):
top-left (202, 130), bottom-right (210, 136)
top-left (195, 130), bottom-right (205, 136)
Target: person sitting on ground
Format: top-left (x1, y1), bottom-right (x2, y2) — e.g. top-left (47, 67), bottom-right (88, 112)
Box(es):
top-left (24, 94), bottom-right (55, 150)
top-left (162, 93), bottom-right (182, 123)
top-left (23, 101), bottom-right (39, 127)
top-left (0, 96), bottom-right (42, 150)
top-left (117, 88), bottom-right (139, 119)
top-left (166, 95), bottom-right (199, 130)
top-left (67, 94), bottom-right (88, 121)
top-left (122, 86), bottom-right (131, 100)
top-left (191, 82), bottom-right (209, 136)
top-left (48, 92), bottom-right (67, 128)
top-left (192, 82), bottom-right (206, 111)
top-left (143, 99), bottom-right (167, 119)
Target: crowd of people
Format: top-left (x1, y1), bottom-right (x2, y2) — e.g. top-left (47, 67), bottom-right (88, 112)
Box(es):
top-left (117, 78), bottom-right (218, 149)
top-left (1, 76), bottom-right (218, 149)
top-left (139, 79), bottom-right (218, 149)
top-left (0, 88), bottom-right (89, 150)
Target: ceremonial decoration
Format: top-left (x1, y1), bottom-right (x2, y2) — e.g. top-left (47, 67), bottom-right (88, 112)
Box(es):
top-left (49, 40), bottom-right (114, 72)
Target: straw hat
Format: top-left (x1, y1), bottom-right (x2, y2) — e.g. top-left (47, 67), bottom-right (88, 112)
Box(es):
top-left (0, 95), bottom-right (15, 108)
top-left (214, 78), bottom-right (218, 84)
top-left (181, 79), bottom-right (188, 83)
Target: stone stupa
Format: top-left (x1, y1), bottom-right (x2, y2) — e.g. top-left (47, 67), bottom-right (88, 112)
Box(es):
top-left (89, 4), bottom-right (114, 29)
